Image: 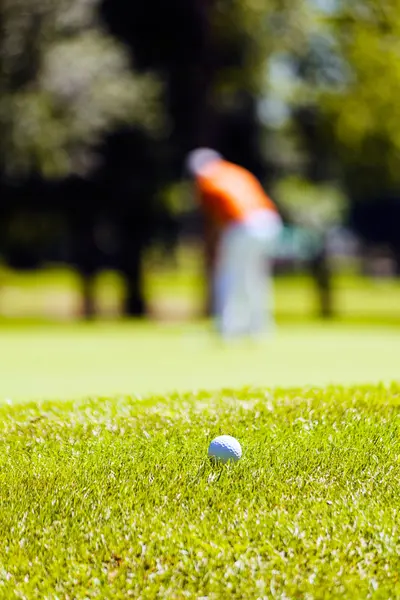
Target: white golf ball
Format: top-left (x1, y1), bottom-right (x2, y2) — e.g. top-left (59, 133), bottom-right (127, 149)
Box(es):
top-left (208, 435), bottom-right (242, 464)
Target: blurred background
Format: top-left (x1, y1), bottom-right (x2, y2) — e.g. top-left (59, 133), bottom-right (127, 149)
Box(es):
top-left (0, 0), bottom-right (399, 326)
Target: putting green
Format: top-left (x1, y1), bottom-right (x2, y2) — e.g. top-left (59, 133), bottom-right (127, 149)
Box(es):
top-left (0, 321), bottom-right (398, 403)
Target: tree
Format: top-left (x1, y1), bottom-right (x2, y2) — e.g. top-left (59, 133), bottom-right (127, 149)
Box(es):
top-left (0, 0), bottom-right (166, 316)
top-left (293, 0), bottom-right (400, 270)
top-left (0, 0), bottom-right (161, 178)
top-left (254, 0), bottom-right (400, 313)
top-left (318, 0), bottom-right (400, 196)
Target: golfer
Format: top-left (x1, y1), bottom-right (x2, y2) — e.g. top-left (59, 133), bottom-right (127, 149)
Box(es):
top-left (186, 148), bottom-right (282, 339)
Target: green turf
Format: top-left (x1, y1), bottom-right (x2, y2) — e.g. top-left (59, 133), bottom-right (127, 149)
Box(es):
top-left (1, 265), bottom-right (400, 326)
top-left (0, 264), bottom-right (399, 402)
top-left (1, 384), bottom-right (399, 598)
top-left (0, 320), bottom-right (399, 403)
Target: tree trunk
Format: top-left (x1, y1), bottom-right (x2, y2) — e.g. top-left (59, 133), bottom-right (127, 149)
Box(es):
top-left (120, 235), bottom-right (147, 317)
top-left (72, 218), bottom-right (99, 320)
top-left (81, 273), bottom-right (96, 319)
top-left (393, 246), bottom-right (400, 277)
top-left (310, 239), bottom-right (334, 318)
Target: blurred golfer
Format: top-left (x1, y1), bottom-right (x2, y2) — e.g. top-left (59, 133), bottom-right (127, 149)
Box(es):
top-left (186, 148), bottom-right (282, 339)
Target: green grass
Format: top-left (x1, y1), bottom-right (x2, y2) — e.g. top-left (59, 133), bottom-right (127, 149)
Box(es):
top-left (0, 262), bottom-right (400, 326)
top-left (1, 263), bottom-right (399, 596)
top-left (1, 384), bottom-right (400, 598)
top-left (0, 320), bottom-right (399, 403)
top-left (0, 265), bottom-right (399, 401)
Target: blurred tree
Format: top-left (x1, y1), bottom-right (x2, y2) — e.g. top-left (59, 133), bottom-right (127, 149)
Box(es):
top-left (319, 0), bottom-right (400, 195)
top-left (259, 0), bottom-right (400, 313)
top-left (0, 0), bottom-right (161, 178)
top-left (289, 0), bottom-right (400, 274)
top-left (0, 0), bottom-right (165, 315)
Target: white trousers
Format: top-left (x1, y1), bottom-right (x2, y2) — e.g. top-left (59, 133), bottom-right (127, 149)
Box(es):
top-left (213, 210), bottom-right (283, 338)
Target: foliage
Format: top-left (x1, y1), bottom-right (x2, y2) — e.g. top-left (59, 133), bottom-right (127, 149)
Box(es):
top-left (286, 0), bottom-right (400, 197)
top-left (2, 0), bottom-right (400, 195)
top-left (314, 2), bottom-right (400, 194)
top-left (274, 176), bottom-right (347, 229)
top-left (0, 0), bottom-right (161, 178)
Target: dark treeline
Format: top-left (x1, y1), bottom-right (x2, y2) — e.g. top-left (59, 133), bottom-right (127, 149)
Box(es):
top-left (1, 0), bottom-right (400, 318)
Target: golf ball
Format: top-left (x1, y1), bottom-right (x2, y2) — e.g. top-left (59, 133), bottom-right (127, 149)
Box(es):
top-left (208, 435), bottom-right (242, 464)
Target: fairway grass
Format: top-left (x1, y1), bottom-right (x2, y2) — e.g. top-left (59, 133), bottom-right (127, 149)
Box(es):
top-left (1, 384), bottom-right (400, 598)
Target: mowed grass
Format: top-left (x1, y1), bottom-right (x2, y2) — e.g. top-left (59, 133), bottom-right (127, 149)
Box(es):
top-left (0, 320), bottom-right (400, 402)
top-left (1, 384), bottom-right (400, 598)
top-left (0, 263), bottom-right (399, 401)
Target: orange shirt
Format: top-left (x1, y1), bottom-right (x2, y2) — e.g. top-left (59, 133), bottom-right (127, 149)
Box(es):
top-left (196, 160), bottom-right (278, 225)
